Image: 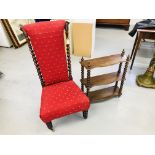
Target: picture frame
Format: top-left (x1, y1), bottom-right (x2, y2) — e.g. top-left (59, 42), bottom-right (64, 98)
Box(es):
top-left (1, 19), bottom-right (34, 48)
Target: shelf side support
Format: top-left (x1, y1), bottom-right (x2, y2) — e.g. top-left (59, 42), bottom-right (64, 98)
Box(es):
top-left (114, 50), bottom-right (125, 91)
top-left (118, 55), bottom-right (130, 96)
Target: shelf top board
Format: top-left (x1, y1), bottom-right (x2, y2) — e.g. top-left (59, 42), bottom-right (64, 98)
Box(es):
top-left (80, 54), bottom-right (127, 69)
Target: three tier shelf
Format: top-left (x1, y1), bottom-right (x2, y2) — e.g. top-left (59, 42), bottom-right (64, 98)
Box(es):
top-left (80, 50), bottom-right (130, 103)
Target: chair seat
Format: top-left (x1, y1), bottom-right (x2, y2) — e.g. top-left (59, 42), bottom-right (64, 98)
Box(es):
top-left (40, 80), bottom-right (90, 122)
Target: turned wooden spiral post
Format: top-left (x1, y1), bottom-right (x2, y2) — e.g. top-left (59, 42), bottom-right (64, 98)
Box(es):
top-left (81, 57), bottom-right (84, 91)
top-left (21, 28), bottom-right (45, 87)
top-left (86, 63), bottom-right (91, 96)
top-left (65, 21), bottom-right (72, 80)
top-left (118, 55), bottom-right (130, 96)
top-left (114, 49), bottom-right (125, 91)
top-left (118, 49), bottom-right (125, 75)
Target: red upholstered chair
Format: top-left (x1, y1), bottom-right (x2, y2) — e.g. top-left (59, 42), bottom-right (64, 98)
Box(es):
top-left (21, 20), bottom-right (90, 131)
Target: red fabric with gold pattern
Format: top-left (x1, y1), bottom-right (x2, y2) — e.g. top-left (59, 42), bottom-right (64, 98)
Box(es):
top-left (40, 80), bottom-right (90, 122)
top-left (22, 20), bottom-right (69, 86)
top-left (23, 21), bottom-right (90, 124)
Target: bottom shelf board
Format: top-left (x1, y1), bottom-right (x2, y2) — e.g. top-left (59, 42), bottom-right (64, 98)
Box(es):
top-left (88, 86), bottom-right (120, 102)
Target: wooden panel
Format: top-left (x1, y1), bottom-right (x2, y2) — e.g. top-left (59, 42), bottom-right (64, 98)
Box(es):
top-left (81, 72), bottom-right (122, 87)
top-left (142, 33), bottom-right (155, 40)
top-left (89, 86), bottom-right (120, 102)
top-left (96, 19), bottom-right (130, 25)
top-left (80, 54), bottom-right (127, 69)
top-left (96, 19), bottom-right (130, 30)
top-left (72, 23), bottom-right (93, 57)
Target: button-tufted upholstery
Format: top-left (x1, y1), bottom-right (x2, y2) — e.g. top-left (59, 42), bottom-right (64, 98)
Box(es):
top-left (22, 20), bottom-right (90, 124)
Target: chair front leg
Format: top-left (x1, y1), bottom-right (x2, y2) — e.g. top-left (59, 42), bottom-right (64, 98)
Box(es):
top-left (46, 121), bottom-right (54, 131)
top-left (83, 110), bottom-right (88, 119)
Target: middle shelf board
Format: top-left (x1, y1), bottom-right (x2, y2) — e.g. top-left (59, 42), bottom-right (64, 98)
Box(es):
top-left (81, 72), bottom-right (122, 88)
top-left (88, 86), bottom-right (120, 102)
top-left (80, 53), bottom-right (127, 69)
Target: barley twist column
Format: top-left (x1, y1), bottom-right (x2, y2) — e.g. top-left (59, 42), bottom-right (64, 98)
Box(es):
top-left (119, 55), bottom-right (130, 96)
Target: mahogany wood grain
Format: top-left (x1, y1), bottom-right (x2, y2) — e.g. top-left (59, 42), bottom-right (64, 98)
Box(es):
top-left (80, 54), bottom-right (127, 69)
top-left (96, 19), bottom-right (130, 30)
top-left (89, 86), bottom-right (120, 102)
top-left (96, 19), bottom-right (130, 25)
top-left (81, 72), bottom-right (122, 88)
top-left (80, 51), bottom-right (129, 103)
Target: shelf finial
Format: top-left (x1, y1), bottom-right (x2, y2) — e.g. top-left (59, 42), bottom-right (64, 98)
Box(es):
top-left (121, 49), bottom-right (125, 57)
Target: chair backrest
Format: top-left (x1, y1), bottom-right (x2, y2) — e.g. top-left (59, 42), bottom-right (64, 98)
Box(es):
top-left (22, 20), bottom-right (69, 86)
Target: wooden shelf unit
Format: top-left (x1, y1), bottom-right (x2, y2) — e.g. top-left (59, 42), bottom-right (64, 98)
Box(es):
top-left (80, 50), bottom-right (130, 103)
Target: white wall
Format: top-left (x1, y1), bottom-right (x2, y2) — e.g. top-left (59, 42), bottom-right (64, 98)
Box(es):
top-left (130, 19), bottom-right (142, 25)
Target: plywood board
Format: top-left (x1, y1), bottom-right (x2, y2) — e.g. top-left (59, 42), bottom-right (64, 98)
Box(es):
top-left (72, 23), bottom-right (93, 57)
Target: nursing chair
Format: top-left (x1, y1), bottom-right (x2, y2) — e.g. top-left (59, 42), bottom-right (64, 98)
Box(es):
top-left (21, 20), bottom-right (90, 131)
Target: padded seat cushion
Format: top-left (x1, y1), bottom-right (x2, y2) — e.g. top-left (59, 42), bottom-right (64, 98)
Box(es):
top-left (40, 80), bottom-right (90, 122)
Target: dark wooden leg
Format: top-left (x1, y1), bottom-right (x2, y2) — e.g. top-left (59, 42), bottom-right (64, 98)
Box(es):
top-left (119, 55), bottom-right (130, 96)
top-left (130, 33), bottom-right (138, 60)
top-left (83, 110), bottom-right (88, 119)
top-left (130, 32), bottom-right (142, 70)
top-left (125, 25), bottom-right (129, 31)
top-left (46, 122), bottom-right (54, 131)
